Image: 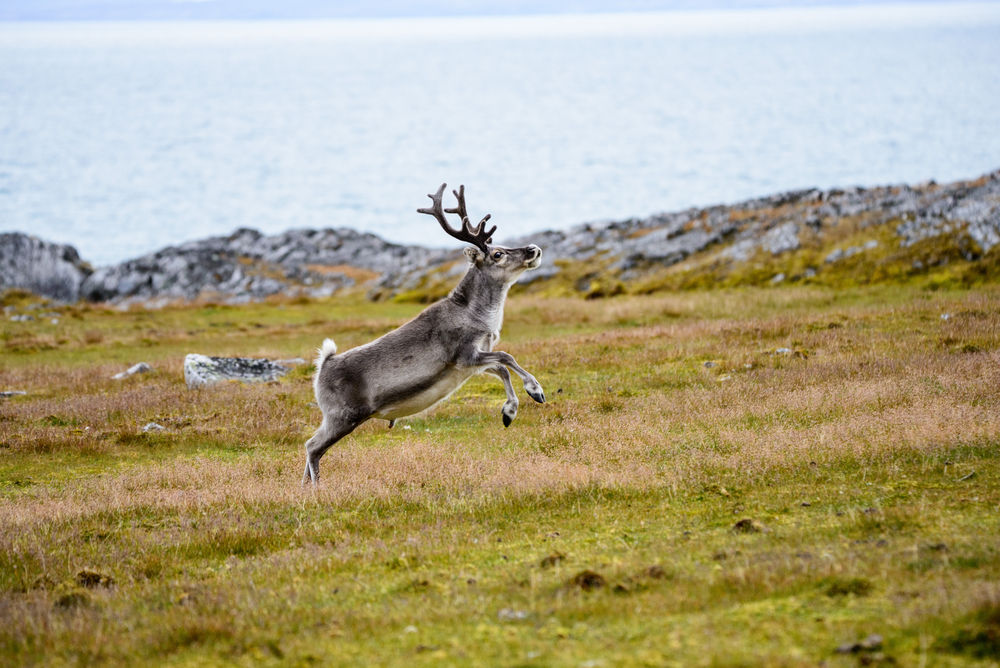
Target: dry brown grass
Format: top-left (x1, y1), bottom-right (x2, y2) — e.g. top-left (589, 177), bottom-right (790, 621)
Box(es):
top-left (3, 293), bottom-right (994, 526)
top-left (1, 285), bottom-right (999, 666)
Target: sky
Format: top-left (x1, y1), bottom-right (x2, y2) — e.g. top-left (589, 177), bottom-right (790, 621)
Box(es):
top-left (0, 0), bottom-right (984, 21)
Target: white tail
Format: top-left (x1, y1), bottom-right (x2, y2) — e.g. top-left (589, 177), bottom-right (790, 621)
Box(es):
top-left (315, 338), bottom-right (337, 373)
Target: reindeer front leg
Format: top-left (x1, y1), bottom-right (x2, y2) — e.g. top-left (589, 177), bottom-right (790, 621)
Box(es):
top-left (484, 365), bottom-right (519, 427)
top-left (461, 349), bottom-right (545, 404)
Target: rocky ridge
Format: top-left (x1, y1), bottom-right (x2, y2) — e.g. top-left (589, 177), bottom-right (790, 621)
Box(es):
top-left (2, 169), bottom-right (998, 305)
top-left (502, 169), bottom-right (1000, 282)
top-left (0, 233), bottom-right (92, 303)
top-left (376, 168), bottom-right (1000, 297)
top-left (79, 227), bottom-right (452, 306)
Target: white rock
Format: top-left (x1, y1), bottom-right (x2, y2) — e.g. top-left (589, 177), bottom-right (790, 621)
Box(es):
top-left (142, 422), bottom-right (166, 432)
top-left (761, 222), bottom-right (800, 255)
top-left (273, 358), bottom-right (307, 367)
top-left (498, 608), bottom-right (529, 622)
top-left (112, 362), bottom-right (152, 380)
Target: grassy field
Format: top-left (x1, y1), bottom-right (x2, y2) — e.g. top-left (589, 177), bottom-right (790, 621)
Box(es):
top-left (1, 286), bottom-right (999, 667)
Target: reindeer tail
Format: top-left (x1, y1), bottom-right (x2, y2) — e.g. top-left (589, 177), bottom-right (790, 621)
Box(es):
top-left (315, 338), bottom-right (338, 373)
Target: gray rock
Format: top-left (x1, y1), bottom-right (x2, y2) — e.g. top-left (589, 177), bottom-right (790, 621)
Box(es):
top-left (142, 422), bottom-right (166, 432)
top-left (721, 237), bottom-right (758, 262)
top-left (81, 243), bottom-right (299, 304)
top-left (112, 362), bottom-right (152, 380)
top-left (761, 222), bottom-right (800, 255)
top-left (81, 227), bottom-right (450, 305)
top-left (826, 239), bottom-right (880, 263)
top-left (0, 391), bottom-right (27, 398)
top-left (835, 634), bottom-right (883, 654)
top-left (184, 353), bottom-right (291, 389)
top-left (0, 233), bottom-right (92, 303)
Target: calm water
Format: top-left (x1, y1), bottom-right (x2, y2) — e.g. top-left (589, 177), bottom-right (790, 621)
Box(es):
top-left (2, 3), bottom-right (1000, 266)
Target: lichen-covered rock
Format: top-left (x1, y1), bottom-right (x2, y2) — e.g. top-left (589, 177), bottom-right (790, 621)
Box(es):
top-left (0, 233), bottom-right (92, 302)
top-left (184, 354), bottom-right (292, 389)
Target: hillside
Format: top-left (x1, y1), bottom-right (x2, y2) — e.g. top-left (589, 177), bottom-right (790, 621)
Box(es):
top-left (2, 169), bottom-right (998, 307)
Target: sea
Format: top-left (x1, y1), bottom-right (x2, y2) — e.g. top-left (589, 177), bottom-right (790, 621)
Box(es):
top-left (1, 2), bottom-right (999, 266)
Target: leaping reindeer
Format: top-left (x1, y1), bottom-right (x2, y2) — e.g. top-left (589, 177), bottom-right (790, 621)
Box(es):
top-left (303, 184), bottom-right (545, 485)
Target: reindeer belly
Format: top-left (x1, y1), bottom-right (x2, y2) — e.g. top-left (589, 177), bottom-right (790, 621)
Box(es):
top-left (374, 367), bottom-right (478, 421)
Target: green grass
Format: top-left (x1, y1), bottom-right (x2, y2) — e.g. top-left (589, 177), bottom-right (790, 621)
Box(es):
top-left (2, 285), bottom-right (999, 667)
top-left (503, 212), bottom-right (1000, 301)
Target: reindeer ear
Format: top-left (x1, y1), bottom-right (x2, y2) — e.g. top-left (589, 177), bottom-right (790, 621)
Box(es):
top-left (464, 246), bottom-right (485, 264)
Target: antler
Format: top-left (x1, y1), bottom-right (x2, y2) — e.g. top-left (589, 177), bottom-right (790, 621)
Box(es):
top-left (418, 183), bottom-right (497, 252)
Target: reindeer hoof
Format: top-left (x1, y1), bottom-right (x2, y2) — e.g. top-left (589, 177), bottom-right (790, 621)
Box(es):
top-left (503, 413), bottom-right (512, 428)
top-left (528, 390), bottom-right (545, 404)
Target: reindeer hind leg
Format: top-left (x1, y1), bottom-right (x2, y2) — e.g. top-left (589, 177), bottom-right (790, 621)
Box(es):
top-left (303, 416), bottom-right (362, 486)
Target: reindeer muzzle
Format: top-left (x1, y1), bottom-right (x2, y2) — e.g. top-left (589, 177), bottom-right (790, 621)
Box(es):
top-left (524, 245), bottom-right (542, 269)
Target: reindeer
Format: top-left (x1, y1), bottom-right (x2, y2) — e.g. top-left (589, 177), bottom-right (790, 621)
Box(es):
top-left (303, 184), bottom-right (545, 485)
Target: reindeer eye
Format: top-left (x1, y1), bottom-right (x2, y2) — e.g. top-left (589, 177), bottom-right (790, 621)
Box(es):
top-left (492, 251), bottom-right (502, 260)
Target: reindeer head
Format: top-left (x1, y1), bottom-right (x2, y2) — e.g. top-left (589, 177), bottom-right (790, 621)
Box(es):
top-left (418, 183), bottom-right (542, 286)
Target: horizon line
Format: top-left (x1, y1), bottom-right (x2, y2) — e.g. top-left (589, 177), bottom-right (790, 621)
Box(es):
top-left (4, 0), bottom-right (1000, 23)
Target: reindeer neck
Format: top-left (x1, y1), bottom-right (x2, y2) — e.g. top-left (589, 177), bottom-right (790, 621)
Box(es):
top-left (448, 266), bottom-right (510, 330)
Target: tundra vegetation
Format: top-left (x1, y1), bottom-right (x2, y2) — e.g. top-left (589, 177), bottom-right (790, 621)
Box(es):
top-left (1, 283), bottom-right (999, 667)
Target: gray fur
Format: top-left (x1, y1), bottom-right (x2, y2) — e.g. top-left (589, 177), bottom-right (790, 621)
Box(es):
top-left (303, 185), bottom-right (544, 485)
